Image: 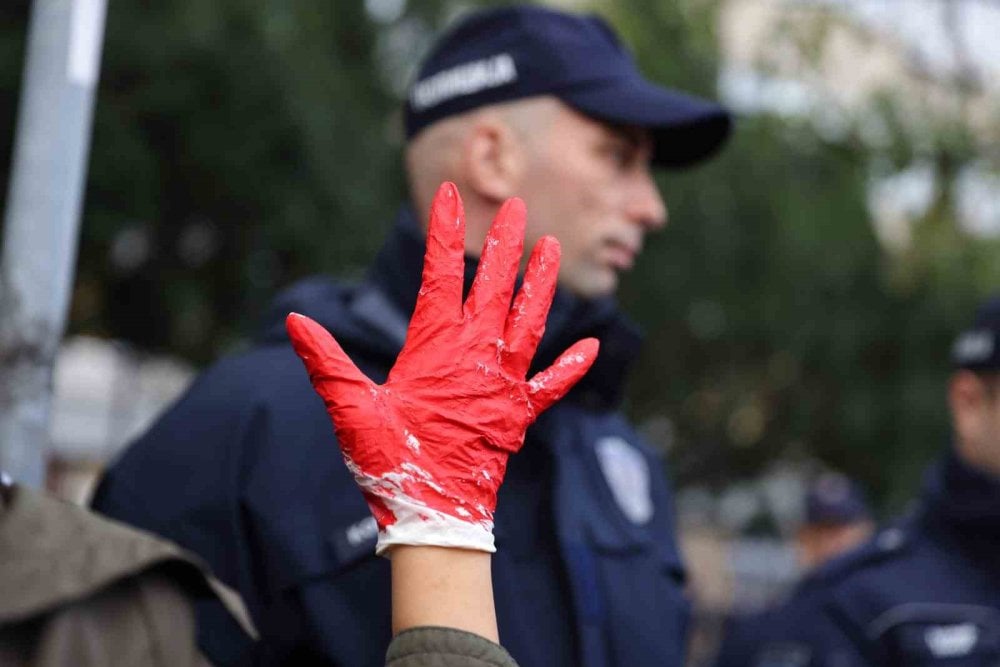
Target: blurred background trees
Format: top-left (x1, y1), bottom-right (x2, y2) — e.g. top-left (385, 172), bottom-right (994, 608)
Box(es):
top-left (2, 0), bottom-right (998, 513)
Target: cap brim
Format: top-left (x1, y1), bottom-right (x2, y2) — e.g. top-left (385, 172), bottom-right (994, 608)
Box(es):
top-left (561, 77), bottom-right (732, 168)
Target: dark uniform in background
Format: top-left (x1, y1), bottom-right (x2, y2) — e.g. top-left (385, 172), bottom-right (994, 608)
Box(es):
top-left (815, 451), bottom-right (1000, 665)
top-left (713, 474), bottom-right (873, 667)
top-left (807, 298), bottom-right (1000, 666)
top-left (712, 552), bottom-right (859, 667)
top-left (718, 296), bottom-right (1000, 667)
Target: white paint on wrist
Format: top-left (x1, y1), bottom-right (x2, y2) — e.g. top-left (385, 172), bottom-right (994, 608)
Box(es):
top-left (342, 454), bottom-right (496, 555)
top-left (375, 495), bottom-right (496, 555)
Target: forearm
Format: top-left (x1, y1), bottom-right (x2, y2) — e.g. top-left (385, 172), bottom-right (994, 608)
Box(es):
top-left (389, 545), bottom-right (498, 643)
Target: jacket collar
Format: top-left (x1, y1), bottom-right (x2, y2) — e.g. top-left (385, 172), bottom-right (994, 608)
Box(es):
top-left (0, 485), bottom-right (203, 624)
top-left (922, 446), bottom-right (1000, 540)
top-left (0, 485), bottom-right (258, 638)
top-left (365, 206), bottom-right (643, 410)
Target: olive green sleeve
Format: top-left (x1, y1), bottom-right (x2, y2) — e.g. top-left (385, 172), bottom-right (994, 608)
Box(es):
top-left (386, 626), bottom-right (519, 667)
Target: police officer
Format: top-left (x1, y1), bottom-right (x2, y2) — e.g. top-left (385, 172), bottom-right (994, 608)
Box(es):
top-left (712, 473), bottom-right (874, 667)
top-left (797, 473), bottom-right (875, 573)
top-left (746, 295), bottom-right (1000, 667)
top-left (91, 6), bottom-right (731, 666)
top-left (816, 295), bottom-right (1000, 665)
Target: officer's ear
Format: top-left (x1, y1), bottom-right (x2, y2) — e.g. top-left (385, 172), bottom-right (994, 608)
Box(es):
top-left (951, 370), bottom-right (981, 416)
top-left (461, 111), bottom-right (525, 204)
top-left (950, 370), bottom-right (992, 446)
top-left (950, 370), bottom-right (1000, 475)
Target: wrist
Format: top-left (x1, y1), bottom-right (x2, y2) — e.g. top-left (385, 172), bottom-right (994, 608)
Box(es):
top-left (389, 545), bottom-right (498, 642)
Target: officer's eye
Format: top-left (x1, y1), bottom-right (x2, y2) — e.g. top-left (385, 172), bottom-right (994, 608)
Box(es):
top-left (600, 138), bottom-right (635, 171)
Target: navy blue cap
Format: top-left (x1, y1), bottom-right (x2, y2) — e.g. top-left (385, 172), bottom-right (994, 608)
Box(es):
top-left (805, 472), bottom-right (871, 526)
top-left (404, 6), bottom-right (732, 168)
top-left (951, 296), bottom-right (1000, 372)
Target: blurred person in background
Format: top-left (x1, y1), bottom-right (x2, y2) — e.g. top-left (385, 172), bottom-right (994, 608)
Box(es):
top-left (91, 5), bottom-right (730, 667)
top-left (719, 295), bottom-right (1000, 666)
top-left (712, 472), bottom-right (873, 667)
top-left (796, 472), bottom-right (875, 573)
top-left (794, 294), bottom-right (1000, 666)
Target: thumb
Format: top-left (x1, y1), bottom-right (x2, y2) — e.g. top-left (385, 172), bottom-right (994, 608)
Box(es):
top-left (526, 338), bottom-right (600, 414)
top-left (286, 313), bottom-right (372, 406)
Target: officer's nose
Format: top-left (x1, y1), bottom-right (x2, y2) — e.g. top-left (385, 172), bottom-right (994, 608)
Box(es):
top-left (627, 168), bottom-right (668, 231)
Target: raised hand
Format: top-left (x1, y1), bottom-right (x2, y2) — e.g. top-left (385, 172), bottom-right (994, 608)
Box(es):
top-left (286, 182), bottom-right (598, 553)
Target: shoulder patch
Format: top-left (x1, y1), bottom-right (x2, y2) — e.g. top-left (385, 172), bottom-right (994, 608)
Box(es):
top-left (595, 436), bottom-right (654, 525)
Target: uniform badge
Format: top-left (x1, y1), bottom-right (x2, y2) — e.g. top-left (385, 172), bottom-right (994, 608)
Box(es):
top-left (595, 436), bottom-right (653, 524)
top-left (925, 623), bottom-right (979, 658)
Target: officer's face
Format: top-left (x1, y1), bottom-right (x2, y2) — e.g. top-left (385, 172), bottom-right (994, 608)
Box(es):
top-left (513, 103), bottom-right (667, 299)
top-left (985, 374), bottom-right (1000, 447)
top-left (950, 371), bottom-right (1000, 477)
top-left (797, 521), bottom-right (874, 570)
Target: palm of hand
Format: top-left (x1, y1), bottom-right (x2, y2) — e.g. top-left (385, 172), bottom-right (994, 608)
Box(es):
top-left (287, 182), bottom-right (597, 547)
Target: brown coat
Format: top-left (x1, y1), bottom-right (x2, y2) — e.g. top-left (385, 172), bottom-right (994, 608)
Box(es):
top-left (0, 484), bottom-right (254, 667)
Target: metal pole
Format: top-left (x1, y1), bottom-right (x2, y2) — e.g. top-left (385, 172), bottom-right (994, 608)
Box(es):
top-left (0, 0), bottom-right (108, 487)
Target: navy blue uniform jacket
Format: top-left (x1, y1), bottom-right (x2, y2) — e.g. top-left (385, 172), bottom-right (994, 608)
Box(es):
top-left (712, 545), bottom-right (872, 667)
top-left (815, 451), bottom-right (1000, 666)
top-left (92, 208), bottom-right (690, 666)
top-left (720, 450), bottom-right (1000, 667)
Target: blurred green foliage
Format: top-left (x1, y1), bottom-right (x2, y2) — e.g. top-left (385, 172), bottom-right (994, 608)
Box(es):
top-left (1, 0), bottom-right (997, 510)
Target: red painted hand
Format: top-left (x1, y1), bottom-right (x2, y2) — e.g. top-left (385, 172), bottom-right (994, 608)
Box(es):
top-left (286, 182), bottom-right (598, 553)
